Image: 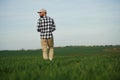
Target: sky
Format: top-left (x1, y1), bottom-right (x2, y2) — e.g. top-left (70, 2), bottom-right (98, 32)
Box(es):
top-left (0, 0), bottom-right (120, 50)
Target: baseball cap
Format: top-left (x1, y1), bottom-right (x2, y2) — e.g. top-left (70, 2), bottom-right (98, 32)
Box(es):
top-left (37, 9), bottom-right (47, 13)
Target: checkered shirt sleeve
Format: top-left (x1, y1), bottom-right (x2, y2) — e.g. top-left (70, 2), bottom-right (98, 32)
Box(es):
top-left (37, 16), bottom-right (56, 39)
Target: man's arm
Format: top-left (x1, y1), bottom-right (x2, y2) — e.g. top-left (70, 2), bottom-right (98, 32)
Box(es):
top-left (51, 19), bottom-right (56, 32)
top-left (37, 19), bottom-right (41, 32)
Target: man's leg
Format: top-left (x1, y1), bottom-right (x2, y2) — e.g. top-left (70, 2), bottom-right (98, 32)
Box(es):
top-left (48, 38), bottom-right (54, 61)
top-left (41, 39), bottom-right (48, 60)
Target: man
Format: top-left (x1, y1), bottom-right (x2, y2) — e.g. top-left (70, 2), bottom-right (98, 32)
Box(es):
top-left (37, 9), bottom-right (56, 61)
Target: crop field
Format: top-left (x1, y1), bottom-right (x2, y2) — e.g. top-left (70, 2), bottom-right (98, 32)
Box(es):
top-left (0, 46), bottom-right (120, 80)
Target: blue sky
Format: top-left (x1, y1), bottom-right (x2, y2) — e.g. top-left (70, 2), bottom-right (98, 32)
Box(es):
top-left (0, 0), bottom-right (120, 50)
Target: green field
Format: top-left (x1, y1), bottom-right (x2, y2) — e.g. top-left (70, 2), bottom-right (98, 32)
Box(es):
top-left (0, 46), bottom-right (120, 80)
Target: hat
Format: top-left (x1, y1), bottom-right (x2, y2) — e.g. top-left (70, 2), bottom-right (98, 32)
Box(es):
top-left (37, 9), bottom-right (47, 13)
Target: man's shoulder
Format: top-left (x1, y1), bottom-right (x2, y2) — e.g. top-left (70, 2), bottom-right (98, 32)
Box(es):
top-left (46, 16), bottom-right (53, 20)
top-left (38, 18), bottom-right (41, 21)
top-left (39, 16), bottom-right (54, 21)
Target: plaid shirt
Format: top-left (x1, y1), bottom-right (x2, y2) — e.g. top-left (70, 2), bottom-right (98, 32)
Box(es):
top-left (37, 16), bottom-right (56, 39)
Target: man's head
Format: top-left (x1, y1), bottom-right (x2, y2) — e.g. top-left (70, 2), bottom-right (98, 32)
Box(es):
top-left (37, 9), bottom-right (47, 18)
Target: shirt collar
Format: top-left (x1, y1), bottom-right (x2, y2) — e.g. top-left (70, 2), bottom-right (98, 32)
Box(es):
top-left (40, 16), bottom-right (47, 18)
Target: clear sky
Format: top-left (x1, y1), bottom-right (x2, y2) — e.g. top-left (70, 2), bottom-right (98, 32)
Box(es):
top-left (0, 0), bottom-right (120, 50)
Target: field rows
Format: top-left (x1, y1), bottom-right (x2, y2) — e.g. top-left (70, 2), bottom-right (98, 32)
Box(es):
top-left (0, 46), bottom-right (120, 80)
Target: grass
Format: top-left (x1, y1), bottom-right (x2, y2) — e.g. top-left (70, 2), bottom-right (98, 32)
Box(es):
top-left (0, 46), bottom-right (120, 80)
